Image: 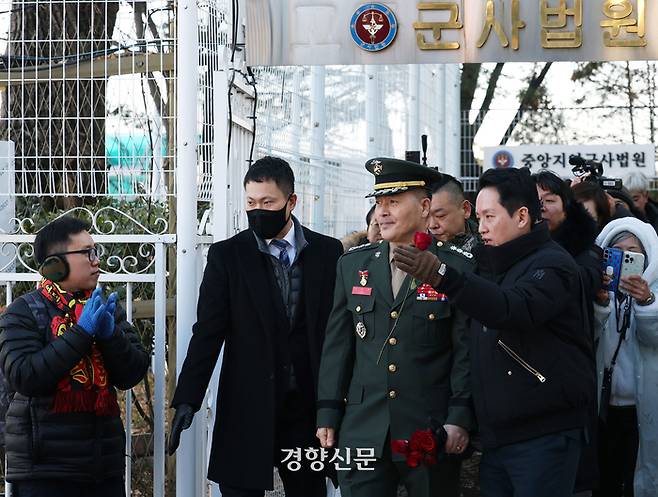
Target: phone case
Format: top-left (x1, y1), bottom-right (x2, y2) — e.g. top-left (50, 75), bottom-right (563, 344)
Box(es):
top-left (619, 250), bottom-right (645, 294)
top-left (602, 247), bottom-right (623, 293)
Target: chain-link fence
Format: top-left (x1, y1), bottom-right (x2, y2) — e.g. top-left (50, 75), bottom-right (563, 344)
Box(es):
top-left (252, 64), bottom-right (460, 239)
top-left (0, 0), bottom-right (176, 204)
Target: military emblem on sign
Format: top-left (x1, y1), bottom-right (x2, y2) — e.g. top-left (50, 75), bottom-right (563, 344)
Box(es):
top-left (356, 321), bottom-right (368, 339)
top-left (493, 150), bottom-right (514, 169)
top-left (359, 270), bottom-right (369, 287)
top-left (350, 4), bottom-right (398, 52)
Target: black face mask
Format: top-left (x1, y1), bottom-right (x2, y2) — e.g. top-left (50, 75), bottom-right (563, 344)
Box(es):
top-left (247, 200), bottom-right (291, 239)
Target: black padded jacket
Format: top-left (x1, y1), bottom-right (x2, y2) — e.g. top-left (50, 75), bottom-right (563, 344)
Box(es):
top-left (0, 290), bottom-right (149, 482)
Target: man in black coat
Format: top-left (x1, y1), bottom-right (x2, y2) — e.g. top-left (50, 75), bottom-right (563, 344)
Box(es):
top-left (168, 156), bottom-right (343, 496)
top-left (534, 170), bottom-right (602, 493)
top-left (393, 168), bottom-right (596, 497)
top-left (0, 216), bottom-right (149, 497)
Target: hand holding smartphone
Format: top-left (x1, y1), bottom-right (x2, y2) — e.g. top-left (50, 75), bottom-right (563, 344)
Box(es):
top-left (602, 247), bottom-right (645, 295)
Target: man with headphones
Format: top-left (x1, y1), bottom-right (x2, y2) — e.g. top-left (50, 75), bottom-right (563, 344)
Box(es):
top-left (0, 216), bottom-right (149, 497)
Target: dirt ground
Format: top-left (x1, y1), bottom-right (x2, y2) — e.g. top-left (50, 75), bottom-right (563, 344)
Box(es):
top-left (460, 452), bottom-right (481, 497)
top-left (397, 452), bottom-right (481, 497)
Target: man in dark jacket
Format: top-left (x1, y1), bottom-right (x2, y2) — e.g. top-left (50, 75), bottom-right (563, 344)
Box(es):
top-left (168, 156), bottom-right (343, 496)
top-left (393, 168), bottom-right (596, 497)
top-left (534, 170), bottom-right (602, 493)
top-left (0, 216), bottom-right (149, 497)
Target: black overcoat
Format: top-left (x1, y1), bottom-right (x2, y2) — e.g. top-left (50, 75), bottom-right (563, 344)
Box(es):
top-left (172, 225), bottom-right (343, 489)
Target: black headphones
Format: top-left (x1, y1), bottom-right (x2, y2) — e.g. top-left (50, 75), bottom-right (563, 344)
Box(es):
top-left (38, 254), bottom-right (70, 283)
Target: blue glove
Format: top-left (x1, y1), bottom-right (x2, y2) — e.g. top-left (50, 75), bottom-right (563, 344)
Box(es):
top-left (97, 292), bottom-right (118, 341)
top-left (77, 288), bottom-right (106, 336)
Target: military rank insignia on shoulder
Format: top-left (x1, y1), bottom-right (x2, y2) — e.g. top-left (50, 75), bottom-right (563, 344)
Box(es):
top-left (347, 242), bottom-right (376, 253)
top-left (448, 244), bottom-right (474, 260)
top-left (436, 240), bottom-right (474, 261)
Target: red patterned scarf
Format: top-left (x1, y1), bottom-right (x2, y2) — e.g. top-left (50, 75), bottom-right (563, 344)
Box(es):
top-left (40, 279), bottom-right (119, 416)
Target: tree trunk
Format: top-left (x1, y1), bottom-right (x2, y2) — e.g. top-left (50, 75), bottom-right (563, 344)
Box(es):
top-left (460, 63), bottom-right (504, 178)
top-left (0, 1), bottom-right (119, 211)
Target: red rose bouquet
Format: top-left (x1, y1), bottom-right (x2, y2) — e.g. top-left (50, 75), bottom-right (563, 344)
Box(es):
top-left (391, 429), bottom-right (438, 468)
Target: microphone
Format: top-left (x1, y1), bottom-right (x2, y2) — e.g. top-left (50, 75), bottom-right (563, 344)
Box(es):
top-left (421, 135), bottom-right (428, 166)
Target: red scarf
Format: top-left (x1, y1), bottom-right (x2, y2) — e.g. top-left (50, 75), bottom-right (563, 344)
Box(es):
top-left (40, 279), bottom-right (119, 417)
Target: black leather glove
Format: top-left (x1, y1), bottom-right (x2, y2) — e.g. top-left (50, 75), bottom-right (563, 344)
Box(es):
top-left (393, 245), bottom-right (442, 287)
top-left (168, 404), bottom-right (195, 455)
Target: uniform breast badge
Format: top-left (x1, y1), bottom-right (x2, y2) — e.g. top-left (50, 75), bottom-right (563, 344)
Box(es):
top-left (416, 283), bottom-right (448, 302)
top-left (359, 270), bottom-right (369, 286)
top-left (356, 322), bottom-right (367, 339)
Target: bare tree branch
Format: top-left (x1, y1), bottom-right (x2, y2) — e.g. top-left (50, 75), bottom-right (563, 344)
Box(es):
top-left (500, 62), bottom-right (552, 145)
top-left (473, 63), bottom-right (504, 136)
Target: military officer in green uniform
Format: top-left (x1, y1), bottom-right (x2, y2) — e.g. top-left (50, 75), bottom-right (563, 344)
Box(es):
top-left (316, 158), bottom-right (475, 497)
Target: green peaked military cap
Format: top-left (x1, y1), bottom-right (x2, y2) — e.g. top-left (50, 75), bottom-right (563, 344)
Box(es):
top-left (365, 157), bottom-right (443, 198)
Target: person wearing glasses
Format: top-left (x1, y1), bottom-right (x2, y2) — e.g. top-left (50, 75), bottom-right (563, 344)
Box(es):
top-left (0, 216), bottom-right (149, 497)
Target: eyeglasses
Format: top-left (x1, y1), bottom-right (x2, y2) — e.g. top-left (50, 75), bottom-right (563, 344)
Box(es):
top-left (52, 246), bottom-right (99, 262)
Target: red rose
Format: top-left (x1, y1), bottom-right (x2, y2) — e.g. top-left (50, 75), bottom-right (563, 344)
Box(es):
top-left (409, 429), bottom-right (434, 450)
top-left (391, 439), bottom-right (409, 456)
top-left (417, 429), bottom-right (437, 452)
top-left (409, 432), bottom-right (423, 452)
top-left (414, 231), bottom-right (433, 251)
top-left (407, 450), bottom-right (423, 468)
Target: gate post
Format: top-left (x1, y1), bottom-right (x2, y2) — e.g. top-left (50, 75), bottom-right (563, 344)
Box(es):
top-left (176, 0), bottom-right (202, 495)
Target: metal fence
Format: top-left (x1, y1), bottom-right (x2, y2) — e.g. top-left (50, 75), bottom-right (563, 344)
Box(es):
top-left (0, 0), bottom-right (176, 201)
top-left (251, 64), bottom-right (461, 239)
top-left (0, 2), bottom-right (181, 496)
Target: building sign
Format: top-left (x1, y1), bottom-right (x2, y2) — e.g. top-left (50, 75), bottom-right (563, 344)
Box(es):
top-left (247, 0), bottom-right (658, 66)
top-left (483, 144), bottom-right (657, 178)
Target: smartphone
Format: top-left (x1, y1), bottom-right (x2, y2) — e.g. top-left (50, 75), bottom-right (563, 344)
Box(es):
top-left (602, 247), bottom-right (623, 293)
top-left (619, 250), bottom-right (645, 294)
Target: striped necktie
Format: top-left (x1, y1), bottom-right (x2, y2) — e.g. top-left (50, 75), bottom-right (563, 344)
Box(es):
top-left (270, 239), bottom-right (291, 270)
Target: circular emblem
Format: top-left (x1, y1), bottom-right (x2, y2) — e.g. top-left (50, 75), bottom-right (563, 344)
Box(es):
top-left (350, 4), bottom-right (398, 52)
top-left (493, 150), bottom-right (514, 169)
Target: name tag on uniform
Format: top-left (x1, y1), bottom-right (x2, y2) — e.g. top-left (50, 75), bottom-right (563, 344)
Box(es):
top-left (352, 286), bottom-right (373, 296)
top-left (416, 284), bottom-right (448, 302)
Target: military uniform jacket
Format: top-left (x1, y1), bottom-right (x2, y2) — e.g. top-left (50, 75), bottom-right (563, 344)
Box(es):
top-left (317, 239), bottom-right (475, 460)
